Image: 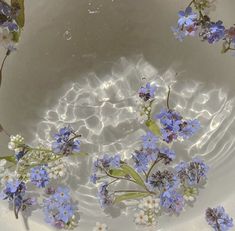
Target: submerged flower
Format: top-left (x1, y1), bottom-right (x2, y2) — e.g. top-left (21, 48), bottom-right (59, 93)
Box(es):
top-left (97, 182), bottom-right (113, 208)
top-left (160, 189), bottom-right (184, 214)
top-left (149, 170), bottom-right (179, 191)
top-left (141, 131), bottom-right (158, 150)
top-left (132, 151), bottom-right (149, 173)
top-left (159, 147), bottom-right (176, 164)
top-left (175, 158), bottom-right (209, 186)
top-left (206, 206), bottom-right (233, 231)
top-left (52, 127), bottom-right (81, 155)
top-left (92, 222), bottom-right (108, 231)
top-left (43, 186), bottom-right (77, 228)
top-left (138, 83), bottom-right (157, 101)
top-left (30, 166), bottom-right (49, 188)
top-left (155, 109), bottom-right (200, 143)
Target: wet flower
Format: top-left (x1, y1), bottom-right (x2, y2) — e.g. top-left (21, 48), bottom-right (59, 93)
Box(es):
top-left (138, 82), bottom-right (157, 101)
top-left (134, 210), bottom-right (148, 225)
top-left (206, 206), bottom-right (233, 231)
top-left (141, 131), bottom-right (158, 150)
top-left (178, 7), bottom-right (197, 27)
top-left (97, 181), bottom-right (113, 208)
top-left (160, 188), bottom-right (184, 214)
top-left (92, 222), bottom-right (108, 231)
top-left (30, 166), bottom-right (49, 188)
top-left (52, 127), bottom-right (81, 155)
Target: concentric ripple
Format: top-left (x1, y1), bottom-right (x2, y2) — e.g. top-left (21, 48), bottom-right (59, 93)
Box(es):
top-left (32, 57), bottom-right (235, 230)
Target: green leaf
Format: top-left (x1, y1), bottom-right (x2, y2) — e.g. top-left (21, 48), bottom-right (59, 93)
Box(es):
top-left (145, 119), bottom-right (161, 136)
top-left (11, 0), bottom-right (25, 28)
top-left (114, 192), bottom-right (150, 204)
top-left (121, 164), bottom-right (145, 188)
top-left (12, 31), bottom-right (21, 43)
top-left (0, 155), bottom-right (16, 164)
top-left (109, 169), bottom-right (126, 177)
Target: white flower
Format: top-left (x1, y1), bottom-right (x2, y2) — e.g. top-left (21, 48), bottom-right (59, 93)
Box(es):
top-left (134, 211), bottom-right (148, 225)
top-left (0, 169), bottom-right (15, 185)
top-left (92, 222), bottom-right (108, 231)
top-left (8, 134), bottom-right (24, 151)
top-left (0, 160), bottom-right (7, 175)
top-left (139, 196), bottom-right (160, 212)
top-left (46, 159), bottom-right (66, 179)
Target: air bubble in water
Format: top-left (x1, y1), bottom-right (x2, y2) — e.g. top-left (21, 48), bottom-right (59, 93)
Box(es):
top-left (63, 30), bottom-right (72, 41)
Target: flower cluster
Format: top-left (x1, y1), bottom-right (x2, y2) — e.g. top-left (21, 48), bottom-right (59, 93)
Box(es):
top-left (175, 157), bottom-right (209, 186)
top-left (155, 108), bottom-right (200, 143)
top-left (52, 127), bottom-right (81, 155)
top-left (206, 206), bottom-right (233, 231)
top-left (134, 196), bottom-right (160, 226)
top-left (91, 83), bottom-right (208, 228)
top-left (172, 1), bottom-right (235, 53)
top-left (43, 187), bottom-right (78, 229)
top-left (0, 179), bottom-right (36, 218)
top-left (0, 126), bottom-right (83, 229)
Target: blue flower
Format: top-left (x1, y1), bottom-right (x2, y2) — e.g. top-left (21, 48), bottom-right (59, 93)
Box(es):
top-left (110, 154), bottom-right (121, 168)
top-left (138, 82), bottom-right (157, 101)
top-left (141, 131), bottom-right (158, 150)
top-left (43, 186), bottom-right (76, 227)
top-left (97, 182), bottom-right (113, 208)
top-left (57, 204), bottom-right (74, 223)
top-left (202, 21), bottom-right (225, 44)
top-left (175, 158), bottom-right (209, 186)
top-left (30, 166), bottom-right (49, 188)
top-left (178, 7), bottom-right (197, 27)
top-left (206, 206), bottom-right (233, 231)
top-left (2, 21), bottom-right (19, 32)
top-left (132, 151), bottom-right (149, 173)
top-left (179, 119), bottom-right (200, 139)
top-left (159, 147), bottom-right (176, 164)
top-left (52, 127), bottom-right (81, 155)
top-left (160, 189), bottom-right (184, 214)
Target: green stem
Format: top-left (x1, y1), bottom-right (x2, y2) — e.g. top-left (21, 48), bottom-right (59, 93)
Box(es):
top-left (113, 190), bottom-right (155, 194)
top-left (146, 157), bottom-right (163, 182)
top-left (166, 86), bottom-right (171, 110)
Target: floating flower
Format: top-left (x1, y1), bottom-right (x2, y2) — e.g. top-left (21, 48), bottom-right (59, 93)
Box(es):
top-left (206, 206), bottom-right (233, 231)
top-left (92, 222), bottom-right (108, 231)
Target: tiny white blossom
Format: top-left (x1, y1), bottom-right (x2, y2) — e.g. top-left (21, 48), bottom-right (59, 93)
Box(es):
top-left (8, 134), bottom-right (24, 151)
top-left (92, 222), bottom-right (108, 231)
top-left (134, 210), bottom-right (148, 225)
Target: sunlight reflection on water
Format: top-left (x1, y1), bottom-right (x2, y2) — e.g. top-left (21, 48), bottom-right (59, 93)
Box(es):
top-left (33, 57), bottom-right (235, 230)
